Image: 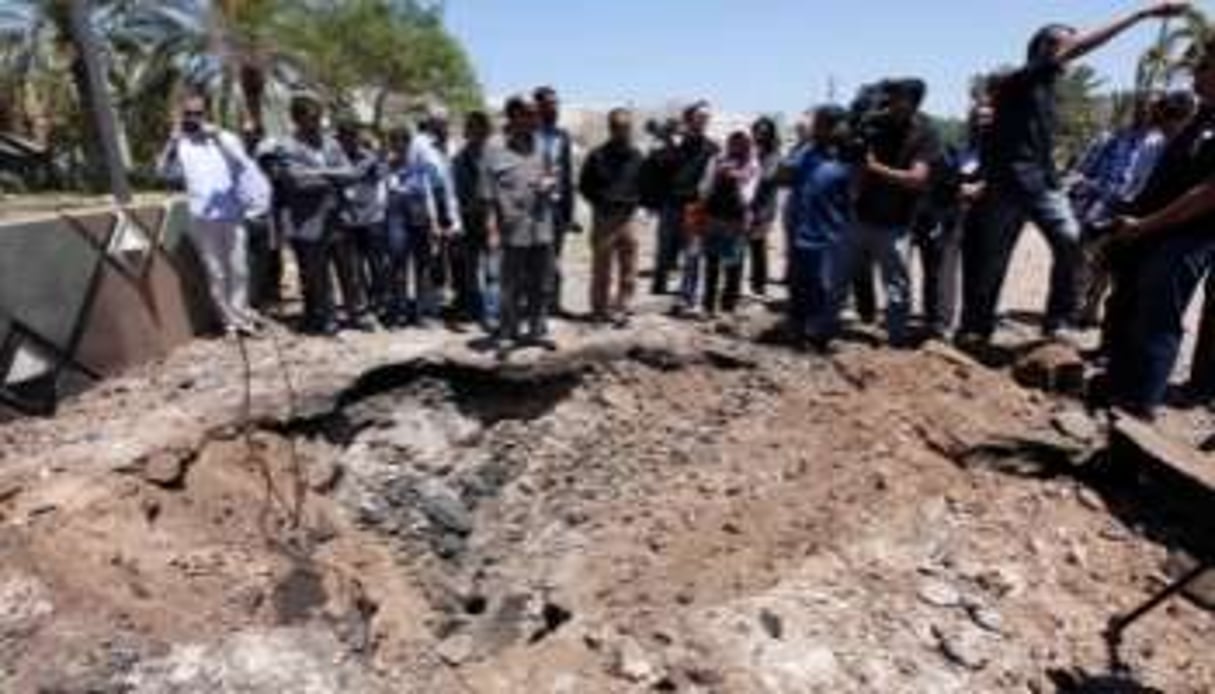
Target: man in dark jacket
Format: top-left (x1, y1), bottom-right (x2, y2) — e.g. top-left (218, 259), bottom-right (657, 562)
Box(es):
top-left (534, 86), bottom-right (578, 315)
top-left (453, 110), bottom-right (499, 331)
top-left (274, 94), bottom-right (357, 335)
top-left (648, 102), bottom-right (720, 296)
top-left (580, 108), bottom-right (645, 325)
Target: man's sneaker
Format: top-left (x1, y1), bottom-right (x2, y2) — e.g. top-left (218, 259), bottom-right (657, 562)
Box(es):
top-left (1043, 325), bottom-right (1087, 349)
top-left (224, 322), bottom-right (257, 339)
top-left (527, 335), bottom-right (558, 352)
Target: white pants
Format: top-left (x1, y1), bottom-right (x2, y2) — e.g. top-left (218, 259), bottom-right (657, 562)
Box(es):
top-left (188, 217), bottom-right (250, 329)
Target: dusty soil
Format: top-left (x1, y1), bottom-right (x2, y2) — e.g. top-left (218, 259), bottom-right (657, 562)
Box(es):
top-left (0, 228), bottom-right (1212, 693)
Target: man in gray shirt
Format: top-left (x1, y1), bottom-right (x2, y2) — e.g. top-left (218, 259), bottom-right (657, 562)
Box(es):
top-left (481, 96), bottom-right (558, 350)
top-left (273, 95), bottom-right (356, 335)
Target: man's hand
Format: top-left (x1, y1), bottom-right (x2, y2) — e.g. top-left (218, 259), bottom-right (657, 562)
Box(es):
top-left (864, 152), bottom-right (883, 175)
top-left (960, 182), bottom-right (986, 203)
top-left (1140, 0), bottom-right (1190, 20)
top-left (1112, 215), bottom-right (1148, 240)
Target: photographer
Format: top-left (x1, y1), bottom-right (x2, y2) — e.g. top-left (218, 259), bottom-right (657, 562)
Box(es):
top-left (852, 78), bottom-right (941, 347)
top-left (1103, 35), bottom-right (1215, 419)
top-left (960, 0), bottom-right (1191, 343)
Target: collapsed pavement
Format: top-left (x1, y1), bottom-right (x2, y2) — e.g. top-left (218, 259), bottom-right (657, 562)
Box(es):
top-left (0, 312), bottom-right (1212, 693)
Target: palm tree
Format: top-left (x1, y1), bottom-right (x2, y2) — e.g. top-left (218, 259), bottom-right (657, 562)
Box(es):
top-left (114, 0), bottom-right (302, 131)
top-left (0, 0), bottom-right (129, 190)
top-left (1136, 8), bottom-right (1210, 93)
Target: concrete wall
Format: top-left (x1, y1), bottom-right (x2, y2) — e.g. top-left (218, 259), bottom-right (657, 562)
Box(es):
top-left (0, 198), bottom-right (209, 415)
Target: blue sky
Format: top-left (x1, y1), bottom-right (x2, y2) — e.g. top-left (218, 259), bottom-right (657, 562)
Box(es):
top-left (445, 1), bottom-right (1211, 118)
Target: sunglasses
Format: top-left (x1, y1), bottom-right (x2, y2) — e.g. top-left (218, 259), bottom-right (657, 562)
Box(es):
top-left (183, 110), bottom-right (206, 118)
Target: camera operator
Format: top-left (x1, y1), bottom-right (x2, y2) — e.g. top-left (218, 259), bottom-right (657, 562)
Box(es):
top-left (852, 78), bottom-right (941, 347)
top-left (959, 0), bottom-right (1191, 344)
top-left (1102, 35), bottom-right (1215, 419)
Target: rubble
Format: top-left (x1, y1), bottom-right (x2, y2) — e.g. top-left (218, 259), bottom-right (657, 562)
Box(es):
top-left (0, 312), bottom-right (1211, 692)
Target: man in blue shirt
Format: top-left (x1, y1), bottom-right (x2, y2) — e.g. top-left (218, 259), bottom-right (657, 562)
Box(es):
top-left (785, 105), bottom-right (856, 352)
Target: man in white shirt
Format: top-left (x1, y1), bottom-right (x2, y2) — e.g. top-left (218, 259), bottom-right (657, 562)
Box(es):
top-left (158, 93), bottom-right (268, 336)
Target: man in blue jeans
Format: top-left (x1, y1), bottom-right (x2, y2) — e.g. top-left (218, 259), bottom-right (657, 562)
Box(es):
top-left (1104, 35), bottom-right (1215, 419)
top-left (852, 79), bottom-right (941, 347)
top-left (1192, 274), bottom-right (1214, 401)
top-left (786, 105), bottom-right (856, 352)
top-left (959, 0), bottom-right (1191, 343)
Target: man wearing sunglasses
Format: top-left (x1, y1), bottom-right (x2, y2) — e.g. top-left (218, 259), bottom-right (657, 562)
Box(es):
top-left (158, 92), bottom-right (268, 337)
top-left (1105, 38), bottom-right (1215, 419)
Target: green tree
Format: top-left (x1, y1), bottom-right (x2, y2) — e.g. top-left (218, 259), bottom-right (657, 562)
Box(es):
top-left (1055, 64), bottom-right (1106, 166)
top-left (1136, 7), bottom-right (1209, 93)
top-left (0, 0), bottom-right (122, 189)
top-left (276, 0), bottom-right (482, 130)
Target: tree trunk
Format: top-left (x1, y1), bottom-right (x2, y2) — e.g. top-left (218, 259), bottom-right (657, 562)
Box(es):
top-left (372, 87), bottom-right (390, 136)
top-left (66, 0), bottom-right (131, 202)
top-left (238, 61), bottom-right (266, 131)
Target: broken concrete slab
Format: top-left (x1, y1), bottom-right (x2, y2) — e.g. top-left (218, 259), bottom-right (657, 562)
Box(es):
top-left (1110, 411), bottom-right (1215, 496)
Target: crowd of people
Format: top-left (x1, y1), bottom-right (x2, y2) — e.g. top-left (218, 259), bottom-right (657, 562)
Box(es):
top-left (158, 0), bottom-right (1213, 421)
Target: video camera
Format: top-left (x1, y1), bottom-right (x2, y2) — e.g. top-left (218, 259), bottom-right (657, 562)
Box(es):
top-left (842, 78), bottom-right (924, 162)
top-left (644, 117), bottom-right (681, 147)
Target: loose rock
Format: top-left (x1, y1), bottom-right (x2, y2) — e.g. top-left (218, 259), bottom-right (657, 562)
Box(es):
top-left (931, 624), bottom-right (992, 671)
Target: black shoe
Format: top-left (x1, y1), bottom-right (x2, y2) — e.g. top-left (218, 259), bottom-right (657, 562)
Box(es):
top-left (527, 335), bottom-right (558, 351)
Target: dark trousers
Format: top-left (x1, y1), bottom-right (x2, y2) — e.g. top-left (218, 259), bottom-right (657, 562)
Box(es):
top-left (748, 235), bottom-right (769, 296)
top-left (247, 217), bottom-right (283, 311)
top-left (386, 221), bottom-right (435, 322)
top-left (1191, 271), bottom-right (1215, 396)
top-left (501, 244), bottom-right (554, 339)
top-left (959, 184), bottom-right (1082, 338)
top-left (447, 235), bottom-right (476, 319)
top-left (347, 222), bottom-right (390, 313)
top-left (291, 237), bottom-right (335, 331)
top-left (789, 243), bottom-right (847, 343)
top-left (915, 212), bottom-right (963, 336)
top-left (331, 225), bottom-right (370, 321)
top-left (653, 203), bottom-right (686, 294)
top-left (1106, 233), bottom-right (1215, 414)
top-left (853, 257), bottom-right (878, 324)
top-left (704, 253), bottom-right (743, 314)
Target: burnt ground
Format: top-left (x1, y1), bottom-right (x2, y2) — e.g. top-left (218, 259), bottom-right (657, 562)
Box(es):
top-left (0, 229), bottom-right (1212, 693)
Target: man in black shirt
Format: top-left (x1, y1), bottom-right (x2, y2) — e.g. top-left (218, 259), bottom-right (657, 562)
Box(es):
top-left (959, 0), bottom-right (1190, 342)
top-left (853, 79), bottom-right (941, 346)
top-left (1104, 35), bottom-right (1215, 418)
top-left (650, 102), bottom-right (720, 297)
top-left (580, 108), bottom-right (645, 325)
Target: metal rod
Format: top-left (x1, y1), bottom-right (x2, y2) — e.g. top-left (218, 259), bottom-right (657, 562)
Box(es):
top-left (1105, 560), bottom-right (1210, 655)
